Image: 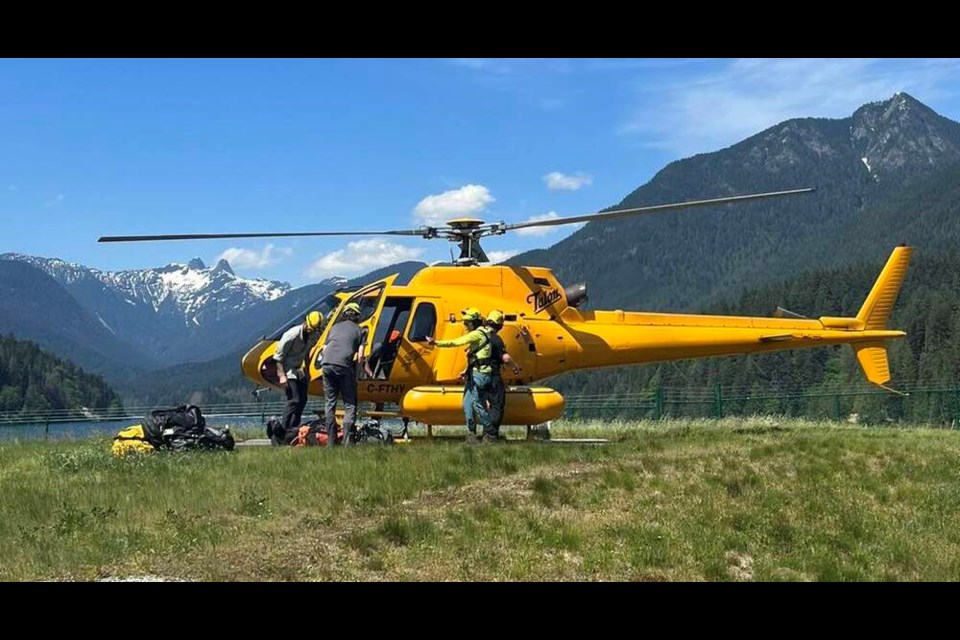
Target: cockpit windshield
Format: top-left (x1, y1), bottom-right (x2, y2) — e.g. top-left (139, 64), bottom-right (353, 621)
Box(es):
top-left (266, 292), bottom-right (343, 340)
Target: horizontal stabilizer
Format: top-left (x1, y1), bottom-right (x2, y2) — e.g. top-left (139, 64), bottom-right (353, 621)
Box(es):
top-left (854, 341), bottom-right (891, 386)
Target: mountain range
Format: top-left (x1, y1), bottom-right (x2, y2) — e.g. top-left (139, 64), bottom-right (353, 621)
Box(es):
top-left (508, 92), bottom-right (960, 311)
top-left (2, 92), bottom-right (958, 405)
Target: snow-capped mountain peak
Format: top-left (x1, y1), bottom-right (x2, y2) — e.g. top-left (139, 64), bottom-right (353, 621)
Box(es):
top-left (0, 252), bottom-right (290, 327)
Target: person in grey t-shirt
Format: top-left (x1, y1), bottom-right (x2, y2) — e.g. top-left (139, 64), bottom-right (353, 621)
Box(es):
top-left (321, 302), bottom-right (363, 446)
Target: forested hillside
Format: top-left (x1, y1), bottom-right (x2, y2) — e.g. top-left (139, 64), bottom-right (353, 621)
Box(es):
top-left (0, 335), bottom-right (124, 414)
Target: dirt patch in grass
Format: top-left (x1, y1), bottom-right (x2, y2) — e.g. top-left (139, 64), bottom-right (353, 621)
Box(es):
top-left (147, 458), bottom-right (611, 581)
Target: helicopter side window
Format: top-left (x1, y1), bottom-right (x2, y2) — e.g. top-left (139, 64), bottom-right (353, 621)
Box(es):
top-left (408, 302), bottom-right (437, 342)
top-left (354, 286), bottom-right (384, 324)
top-left (370, 298), bottom-right (413, 350)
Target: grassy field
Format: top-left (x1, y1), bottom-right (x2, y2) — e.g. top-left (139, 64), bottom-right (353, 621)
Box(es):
top-left (2, 417), bottom-right (959, 581)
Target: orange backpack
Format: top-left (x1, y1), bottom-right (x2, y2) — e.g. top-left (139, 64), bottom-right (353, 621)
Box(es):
top-left (291, 423), bottom-right (342, 447)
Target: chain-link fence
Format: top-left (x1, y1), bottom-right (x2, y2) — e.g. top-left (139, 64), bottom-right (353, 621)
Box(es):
top-left (564, 383), bottom-right (960, 426)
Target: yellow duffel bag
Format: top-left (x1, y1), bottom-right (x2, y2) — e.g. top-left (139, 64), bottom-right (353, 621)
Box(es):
top-left (111, 424), bottom-right (156, 457)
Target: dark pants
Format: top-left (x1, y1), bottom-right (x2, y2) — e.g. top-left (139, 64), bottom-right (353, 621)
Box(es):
top-left (485, 375), bottom-right (506, 437)
top-left (322, 364), bottom-right (357, 446)
top-left (282, 376), bottom-right (309, 434)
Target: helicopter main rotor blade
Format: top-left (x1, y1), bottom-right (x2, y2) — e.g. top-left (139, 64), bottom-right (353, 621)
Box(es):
top-left (501, 188), bottom-right (815, 233)
top-left (98, 229), bottom-right (426, 243)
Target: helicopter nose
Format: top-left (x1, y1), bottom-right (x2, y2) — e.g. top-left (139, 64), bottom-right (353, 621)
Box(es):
top-left (242, 339), bottom-right (279, 385)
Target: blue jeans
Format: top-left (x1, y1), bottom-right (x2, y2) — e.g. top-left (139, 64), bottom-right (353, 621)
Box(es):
top-left (463, 370), bottom-right (492, 435)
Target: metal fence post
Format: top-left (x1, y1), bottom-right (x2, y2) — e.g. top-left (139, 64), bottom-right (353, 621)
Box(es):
top-left (655, 385), bottom-right (664, 420)
top-left (715, 382), bottom-right (724, 419)
top-left (834, 394), bottom-right (842, 422)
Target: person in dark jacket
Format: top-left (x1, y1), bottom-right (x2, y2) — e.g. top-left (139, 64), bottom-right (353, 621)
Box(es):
top-left (321, 302), bottom-right (363, 446)
top-left (483, 309), bottom-right (521, 442)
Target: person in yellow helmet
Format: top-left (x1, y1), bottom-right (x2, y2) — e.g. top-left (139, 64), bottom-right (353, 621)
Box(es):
top-left (320, 301), bottom-right (363, 446)
top-left (273, 310), bottom-right (324, 442)
top-left (426, 306), bottom-right (493, 444)
top-left (482, 309), bottom-right (522, 442)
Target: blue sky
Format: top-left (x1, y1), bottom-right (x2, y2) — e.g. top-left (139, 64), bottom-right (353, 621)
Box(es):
top-left (3, 58), bottom-right (959, 287)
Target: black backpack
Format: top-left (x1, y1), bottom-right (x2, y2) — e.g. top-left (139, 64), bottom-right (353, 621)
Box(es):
top-left (142, 404), bottom-right (234, 451)
top-left (345, 419), bottom-right (395, 446)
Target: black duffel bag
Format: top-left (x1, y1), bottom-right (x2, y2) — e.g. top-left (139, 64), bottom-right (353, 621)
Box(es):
top-left (142, 404), bottom-right (234, 451)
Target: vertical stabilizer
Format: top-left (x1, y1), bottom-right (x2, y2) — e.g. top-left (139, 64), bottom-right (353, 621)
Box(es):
top-left (857, 246), bottom-right (912, 330)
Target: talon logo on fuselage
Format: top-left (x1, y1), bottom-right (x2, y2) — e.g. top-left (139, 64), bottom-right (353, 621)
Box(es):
top-left (527, 288), bottom-right (562, 314)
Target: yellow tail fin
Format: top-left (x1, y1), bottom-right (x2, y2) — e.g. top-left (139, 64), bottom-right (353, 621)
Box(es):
top-left (857, 245), bottom-right (912, 330)
top-left (852, 246), bottom-right (912, 393)
top-left (855, 341), bottom-right (891, 385)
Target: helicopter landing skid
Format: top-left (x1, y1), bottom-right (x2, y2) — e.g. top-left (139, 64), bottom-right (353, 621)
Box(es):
top-left (525, 422), bottom-right (551, 441)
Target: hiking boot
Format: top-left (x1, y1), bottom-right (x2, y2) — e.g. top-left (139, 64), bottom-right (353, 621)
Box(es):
top-left (465, 433), bottom-right (479, 445)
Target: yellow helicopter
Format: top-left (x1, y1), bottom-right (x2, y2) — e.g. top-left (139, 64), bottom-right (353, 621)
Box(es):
top-left (100, 188), bottom-right (911, 429)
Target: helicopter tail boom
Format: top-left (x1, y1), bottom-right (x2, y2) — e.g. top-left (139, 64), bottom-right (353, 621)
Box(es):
top-left (545, 246), bottom-right (912, 392)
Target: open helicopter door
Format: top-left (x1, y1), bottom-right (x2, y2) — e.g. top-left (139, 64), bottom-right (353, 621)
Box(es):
top-left (306, 276), bottom-right (397, 386)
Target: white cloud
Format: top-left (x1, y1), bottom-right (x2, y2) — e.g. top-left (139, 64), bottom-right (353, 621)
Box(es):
top-left (484, 250), bottom-right (519, 264)
top-left (413, 184), bottom-right (495, 226)
top-left (217, 243), bottom-right (292, 269)
top-left (514, 211), bottom-right (562, 237)
top-left (450, 58), bottom-right (590, 76)
top-left (543, 171), bottom-right (593, 191)
top-left (620, 58), bottom-right (960, 157)
top-left (449, 58), bottom-right (513, 74)
top-left (305, 239), bottom-right (424, 279)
